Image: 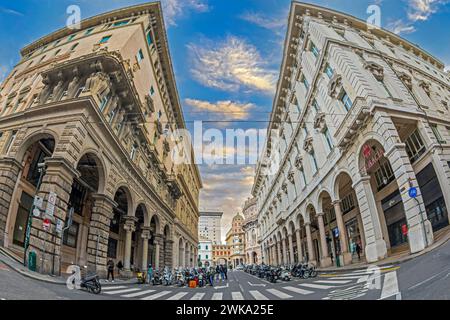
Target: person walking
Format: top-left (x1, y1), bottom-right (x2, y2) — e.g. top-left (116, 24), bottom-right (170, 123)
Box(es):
top-left (224, 264), bottom-right (228, 280)
top-left (208, 266), bottom-right (215, 286)
top-left (106, 259), bottom-right (115, 282)
top-left (355, 242), bottom-right (362, 260)
top-left (219, 265), bottom-right (225, 281)
top-left (147, 265), bottom-right (154, 284)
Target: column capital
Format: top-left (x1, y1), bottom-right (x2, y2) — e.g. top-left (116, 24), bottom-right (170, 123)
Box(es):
top-left (141, 226), bottom-right (152, 239)
top-left (316, 212), bottom-right (325, 217)
top-left (304, 221), bottom-right (311, 227)
top-left (123, 216), bottom-right (137, 232)
top-left (44, 156), bottom-right (80, 182)
top-left (0, 156), bottom-right (24, 170)
top-left (332, 199), bottom-right (341, 206)
top-left (352, 174), bottom-right (371, 188)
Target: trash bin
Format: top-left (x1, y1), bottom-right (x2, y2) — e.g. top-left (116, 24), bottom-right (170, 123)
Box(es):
top-left (28, 251), bottom-right (37, 271)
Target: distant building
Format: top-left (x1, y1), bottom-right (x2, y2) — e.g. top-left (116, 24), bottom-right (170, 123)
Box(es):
top-left (199, 211), bottom-right (223, 244)
top-left (226, 213), bottom-right (245, 268)
top-left (198, 237), bottom-right (213, 267)
top-left (243, 197), bottom-right (261, 264)
top-left (212, 244), bottom-right (230, 266)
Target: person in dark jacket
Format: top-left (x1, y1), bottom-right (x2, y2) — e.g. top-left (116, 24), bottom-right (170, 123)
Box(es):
top-left (224, 265), bottom-right (228, 280)
top-left (106, 259), bottom-right (115, 282)
top-left (355, 243), bottom-right (362, 260)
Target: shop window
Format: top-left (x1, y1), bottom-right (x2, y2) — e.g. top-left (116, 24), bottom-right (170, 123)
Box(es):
top-left (63, 221), bottom-right (79, 248)
top-left (405, 129), bottom-right (426, 163)
top-left (107, 238), bottom-right (118, 258)
top-left (374, 160), bottom-right (395, 191)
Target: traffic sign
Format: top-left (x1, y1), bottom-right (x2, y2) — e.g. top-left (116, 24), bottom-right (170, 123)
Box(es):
top-left (56, 219), bottom-right (64, 234)
top-left (33, 196), bottom-right (44, 209)
top-left (45, 192), bottom-right (57, 217)
top-left (32, 208), bottom-right (41, 218)
top-left (408, 187), bottom-right (417, 198)
top-left (43, 218), bottom-right (51, 231)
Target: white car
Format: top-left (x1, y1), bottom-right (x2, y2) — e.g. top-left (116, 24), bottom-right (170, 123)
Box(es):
top-left (235, 265), bottom-right (244, 270)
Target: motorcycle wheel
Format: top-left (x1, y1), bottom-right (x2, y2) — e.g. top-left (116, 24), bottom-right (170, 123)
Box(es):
top-left (90, 282), bottom-right (102, 294)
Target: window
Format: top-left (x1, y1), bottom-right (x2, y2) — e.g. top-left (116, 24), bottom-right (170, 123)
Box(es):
top-left (130, 143), bottom-right (138, 160)
top-left (75, 86), bottom-right (85, 97)
top-left (3, 130), bottom-right (17, 155)
top-left (99, 93), bottom-right (110, 111)
top-left (85, 28), bottom-right (94, 35)
top-left (150, 86), bottom-right (155, 96)
top-left (374, 160), bottom-right (395, 191)
top-left (311, 42), bottom-right (320, 58)
top-left (54, 49), bottom-right (61, 56)
top-left (340, 91), bottom-right (353, 111)
top-left (68, 180), bottom-right (86, 215)
top-left (310, 151), bottom-right (318, 174)
top-left (53, 40), bottom-right (61, 47)
top-left (99, 35), bottom-right (111, 44)
top-left (405, 130), bottom-right (426, 163)
top-left (312, 99), bottom-right (319, 112)
top-left (341, 193), bottom-right (356, 214)
top-left (67, 34), bottom-right (76, 42)
top-left (137, 49), bottom-right (144, 63)
top-left (325, 64), bottom-right (334, 79)
top-left (431, 124), bottom-right (446, 143)
top-left (63, 221), bottom-right (79, 248)
top-left (113, 20), bottom-right (130, 27)
top-left (107, 238), bottom-right (118, 258)
top-left (70, 43), bottom-right (79, 52)
top-left (108, 107), bottom-right (118, 124)
top-left (323, 127), bottom-right (334, 152)
top-left (146, 31), bottom-right (153, 46)
top-left (302, 76), bottom-right (309, 90)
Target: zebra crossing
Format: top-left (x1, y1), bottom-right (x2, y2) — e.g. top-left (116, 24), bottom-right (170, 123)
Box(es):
top-left (100, 265), bottom-right (399, 300)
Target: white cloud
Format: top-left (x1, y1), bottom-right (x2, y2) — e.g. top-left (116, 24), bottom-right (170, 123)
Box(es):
top-left (0, 7), bottom-right (24, 17)
top-left (0, 65), bottom-right (9, 84)
top-left (239, 11), bottom-right (285, 30)
top-left (407, 0), bottom-right (448, 22)
top-left (161, 0), bottom-right (209, 26)
top-left (185, 98), bottom-right (255, 120)
top-left (187, 35), bottom-right (277, 94)
top-left (387, 19), bottom-right (417, 34)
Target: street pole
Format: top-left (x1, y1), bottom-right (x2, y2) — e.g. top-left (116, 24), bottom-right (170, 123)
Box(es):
top-left (23, 163), bottom-right (46, 266)
top-left (59, 207), bottom-right (74, 276)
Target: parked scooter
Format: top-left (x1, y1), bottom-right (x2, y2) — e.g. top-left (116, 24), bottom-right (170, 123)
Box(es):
top-left (68, 265), bottom-right (101, 294)
top-left (152, 270), bottom-right (163, 285)
top-left (163, 268), bottom-right (173, 286)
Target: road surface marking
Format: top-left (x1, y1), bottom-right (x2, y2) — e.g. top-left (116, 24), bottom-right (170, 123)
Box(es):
top-left (266, 288), bottom-right (292, 299)
top-left (379, 271), bottom-right (401, 300)
top-left (283, 286), bottom-right (314, 295)
top-left (232, 292), bottom-right (244, 300)
top-left (190, 293), bottom-right (205, 300)
top-left (101, 285), bottom-right (128, 291)
top-left (248, 282), bottom-right (266, 287)
top-left (168, 292), bottom-right (189, 300)
top-left (299, 283), bottom-right (334, 290)
top-left (141, 290), bottom-right (172, 300)
top-left (326, 275), bottom-right (367, 280)
top-left (315, 280), bottom-right (352, 284)
top-left (211, 293), bottom-right (223, 300)
top-left (121, 289), bottom-right (156, 298)
top-left (104, 288), bottom-right (141, 295)
top-left (407, 267), bottom-right (450, 290)
top-left (249, 290), bottom-right (269, 300)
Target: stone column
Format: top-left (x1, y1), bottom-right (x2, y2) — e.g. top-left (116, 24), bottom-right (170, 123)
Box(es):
top-left (0, 157), bottom-right (23, 247)
top-left (281, 237), bottom-right (288, 265)
top-left (86, 194), bottom-right (117, 276)
top-left (172, 237), bottom-right (179, 268)
top-left (28, 157), bottom-right (78, 275)
top-left (317, 213), bottom-right (332, 267)
top-left (276, 241), bottom-right (282, 266)
top-left (295, 229), bottom-right (303, 262)
top-left (153, 234), bottom-right (163, 269)
top-left (333, 200), bottom-right (352, 265)
top-left (305, 222), bottom-right (316, 265)
top-left (140, 227), bottom-right (151, 271)
top-left (180, 241), bottom-right (185, 267)
top-left (288, 234), bottom-right (295, 265)
top-left (353, 175), bottom-right (387, 263)
top-left (123, 217), bottom-right (136, 273)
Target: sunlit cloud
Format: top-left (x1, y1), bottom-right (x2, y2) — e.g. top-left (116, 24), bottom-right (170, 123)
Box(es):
top-left (407, 0), bottom-right (448, 22)
top-left (161, 0), bottom-right (209, 26)
top-left (239, 11), bottom-right (285, 30)
top-left (387, 19), bottom-right (417, 34)
top-left (187, 35), bottom-right (277, 94)
top-left (0, 7), bottom-right (24, 17)
top-left (185, 98), bottom-right (255, 120)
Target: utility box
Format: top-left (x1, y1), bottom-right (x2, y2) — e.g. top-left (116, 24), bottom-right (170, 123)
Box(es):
top-left (28, 251), bottom-right (37, 272)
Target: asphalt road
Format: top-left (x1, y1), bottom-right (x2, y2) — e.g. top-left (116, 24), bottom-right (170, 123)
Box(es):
top-left (1, 238), bottom-right (450, 300)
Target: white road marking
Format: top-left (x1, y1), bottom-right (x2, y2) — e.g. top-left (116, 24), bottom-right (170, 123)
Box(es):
top-left (327, 275), bottom-right (366, 280)
top-left (299, 283), bottom-right (334, 290)
top-left (249, 290), bottom-right (269, 300)
top-left (121, 289), bottom-right (156, 298)
top-left (379, 271), bottom-right (401, 300)
top-left (211, 293), bottom-right (223, 300)
top-left (283, 286), bottom-right (314, 295)
top-left (266, 288), bottom-right (293, 299)
top-left (101, 285), bottom-right (128, 291)
top-left (248, 282), bottom-right (266, 287)
top-left (190, 293), bottom-right (205, 300)
top-left (141, 291), bottom-right (171, 300)
top-left (315, 280), bottom-right (352, 284)
top-left (232, 292), bottom-right (244, 300)
top-left (104, 288), bottom-right (141, 295)
top-left (168, 292), bottom-right (189, 300)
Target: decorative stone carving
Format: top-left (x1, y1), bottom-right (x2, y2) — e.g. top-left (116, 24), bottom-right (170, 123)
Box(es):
top-left (353, 48), bottom-right (364, 58)
top-left (364, 61), bottom-right (384, 81)
top-left (155, 119), bottom-right (163, 135)
top-left (418, 80), bottom-right (431, 96)
top-left (281, 182), bottom-right (288, 194)
top-left (303, 137), bottom-right (314, 154)
top-left (50, 80), bottom-right (64, 102)
top-left (295, 155), bottom-right (303, 170)
top-left (145, 94), bottom-right (155, 114)
top-left (398, 71), bottom-right (413, 90)
top-left (327, 74), bottom-right (343, 98)
top-left (276, 192), bottom-right (282, 201)
top-left (85, 71), bottom-right (111, 97)
top-left (66, 76), bottom-right (80, 98)
top-left (313, 112), bottom-right (327, 133)
top-left (287, 170), bottom-right (295, 183)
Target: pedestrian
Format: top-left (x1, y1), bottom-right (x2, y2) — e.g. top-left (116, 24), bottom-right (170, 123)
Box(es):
top-left (106, 259), bottom-right (115, 282)
top-left (215, 265), bottom-right (221, 281)
top-left (355, 242), bottom-right (362, 260)
top-left (224, 265), bottom-right (228, 280)
top-left (219, 265), bottom-right (225, 281)
top-left (147, 264), bottom-right (154, 284)
top-left (208, 266), bottom-right (215, 286)
top-left (117, 260), bottom-right (123, 272)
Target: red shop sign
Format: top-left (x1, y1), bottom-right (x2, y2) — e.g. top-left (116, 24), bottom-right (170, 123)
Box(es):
top-left (363, 144), bottom-right (384, 172)
top-left (401, 224), bottom-right (408, 236)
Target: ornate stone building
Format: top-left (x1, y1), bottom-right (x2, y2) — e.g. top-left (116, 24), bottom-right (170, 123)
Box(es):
top-left (253, 2), bottom-right (450, 268)
top-left (226, 212), bottom-right (245, 268)
top-left (0, 3), bottom-right (202, 276)
top-left (212, 244), bottom-right (230, 267)
top-left (242, 197), bottom-right (261, 264)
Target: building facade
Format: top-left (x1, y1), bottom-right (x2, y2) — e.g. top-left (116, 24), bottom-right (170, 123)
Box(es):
top-left (212, 244), bottom-right (230, 266)
top-left (0, 3), bottom-right (202, 276)
top-left (198, 237), bottom-right (212, 267)
top-left (242, 197), bottom-right (261, 264)
top-left (226, 213), bottom-right (245, 268)
top-left (198, 211), bottom-right (223, 244)
top-left (252, 2), bottom-right (450, 268)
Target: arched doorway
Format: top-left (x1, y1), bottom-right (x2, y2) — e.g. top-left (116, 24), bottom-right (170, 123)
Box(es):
top-left (297, 215), bottom-right (307, 262)
top-left (178, 237), bottom-right (184, 267)
top-left (148, 215), bottom-right (160, 268)
top-left (306, 205), bottom-right (320, 265)
top-left (6, 135), bottom-right (55, 256)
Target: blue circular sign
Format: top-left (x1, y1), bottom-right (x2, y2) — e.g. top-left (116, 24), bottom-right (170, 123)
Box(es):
top-left (409, 187), bottom-right (417, 198)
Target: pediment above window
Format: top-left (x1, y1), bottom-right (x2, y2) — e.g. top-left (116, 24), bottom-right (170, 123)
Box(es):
top-left (327, 74), bottom-right (343, 98)
top-left (364, 61), bottom-right (384, 81)
top-left (303, 136), bottom-right (314, 154)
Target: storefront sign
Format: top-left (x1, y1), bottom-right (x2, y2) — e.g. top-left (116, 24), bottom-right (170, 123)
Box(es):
top-left (363, 144), bottom-right (384, 172)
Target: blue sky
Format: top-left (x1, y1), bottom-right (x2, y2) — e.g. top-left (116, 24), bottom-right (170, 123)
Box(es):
top-left (1, 0), bottom-right (450, 240)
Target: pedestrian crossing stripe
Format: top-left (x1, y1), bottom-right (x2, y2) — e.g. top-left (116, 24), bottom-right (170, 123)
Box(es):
top-left (190, 293), bottom-right (205, 300)
top-left (104, 288), bottom-right (141, 295)
top-left (168, 292), bottom-right (189, 300)
top-left (299, 283), bottom-right (334, 290)
top-left (266, 288), bottom-right (293, 299)
top-left (121, 289), bottom-right (156, 298)
top-left (231, 292), bottom-right (244, 300)
top-left (102, 286), bottom-right (128, 291)
top-left (211, 293), bottom-right (223, 300)
top-left (283, 286), bottom-right (314, 295)
top-left (141, 291), bottom-right (171, 300)
top-left (315, 280), bottom-right (352, 284)
top-left (249, 290), bottom-right (269, 300)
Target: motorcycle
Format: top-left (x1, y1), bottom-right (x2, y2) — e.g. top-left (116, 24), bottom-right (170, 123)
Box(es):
top-left (152, 270), bottom-right (163, 285)
top-left (198, 272), bottom-right (205, 287)
top-left (163, 269), bottom-right (173, 286)
top-left (266, 268), bottom-right (278, 283)
top-left (68, 266), bottom-right (101, 294)
top-left (136, 270), bottom-right (146, 284)
top-left (280, 269), bottom-right (291, 281)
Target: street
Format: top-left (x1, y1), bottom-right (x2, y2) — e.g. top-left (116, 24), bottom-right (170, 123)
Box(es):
top-left (1, 238), bottom-right (450, 300)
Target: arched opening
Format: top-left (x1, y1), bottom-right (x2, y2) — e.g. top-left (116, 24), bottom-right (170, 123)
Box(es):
top-left (131, 204), bottom-right (146, 270)
top-left (107, 187), bottom-right (130, 267)
top-left (178, 237), bottom-right (184, 267)
top-left (61, 153), bottom-right (102, 271)
top-left (148, 215), bottom-right (159, 268)
top-left (306, 205), bottom-right (320, 265)
top-left (7, 135), bottom-right (55, 256)
top-left (297, 215), bottom-right (307, 262)
top-left (318, 191), bottom-right (338, 266)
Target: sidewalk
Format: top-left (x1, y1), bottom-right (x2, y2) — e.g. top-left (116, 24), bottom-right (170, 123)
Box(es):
top-left (0, 247), bottom-right (137, 286)
top-left (317, 228), bottom-right (450, 273)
